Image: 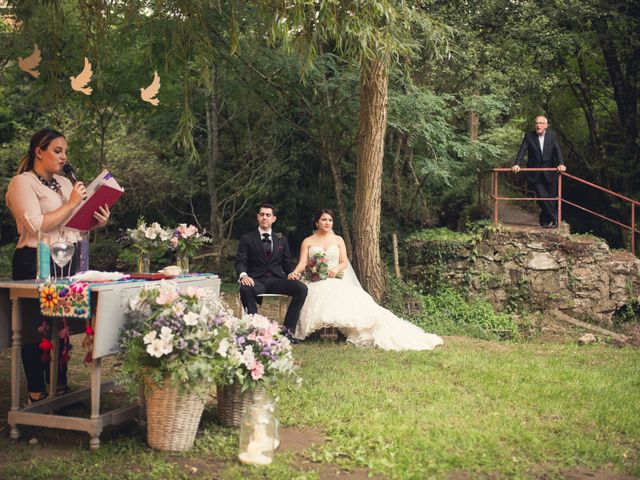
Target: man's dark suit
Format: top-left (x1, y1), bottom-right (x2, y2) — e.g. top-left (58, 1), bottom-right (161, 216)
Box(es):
top-left (514, 129), bottom-right (565, 226)
top-left (235, 230), bottom-right (307, 332)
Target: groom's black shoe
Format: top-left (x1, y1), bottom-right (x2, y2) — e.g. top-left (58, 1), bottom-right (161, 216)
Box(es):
top-left (280, 327), bottom-right (300, 344)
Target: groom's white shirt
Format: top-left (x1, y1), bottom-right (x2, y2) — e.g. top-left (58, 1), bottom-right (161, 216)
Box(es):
top-left (239, 228), bottom-right (273, 280)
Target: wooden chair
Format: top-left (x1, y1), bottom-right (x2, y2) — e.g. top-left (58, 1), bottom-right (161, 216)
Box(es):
top-left (236, 293), bottom-right (290, 324)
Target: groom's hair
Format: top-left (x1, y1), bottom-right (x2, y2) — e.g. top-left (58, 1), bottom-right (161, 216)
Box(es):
top-left (258, 203), bottom-right (276, 215)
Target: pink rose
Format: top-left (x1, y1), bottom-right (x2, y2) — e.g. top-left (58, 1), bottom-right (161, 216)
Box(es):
top-left (251, 362), bottom-right (264, 380)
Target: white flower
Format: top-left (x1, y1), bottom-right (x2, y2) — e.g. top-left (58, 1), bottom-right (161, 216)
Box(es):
top-left (147, 338), bottom-right (166, 358)
top-left (143, 330), bottom-right (157, 345)
top-left (248, 313), bottom-right (270, 331)
top-left (172, 301), bottom-right (186, 317)
top-left (183, 312), bottom-right (200, 326)
top-left (144, 226), bottom-right (158, 240)
top-left (217, 338), bottom-right (229, 357)
top-left (229, 348), bottom-right (243, 366)
top-left (159, 229), bottom-right (172, 241)
top-left (161, 339), bottom-right (173, 355)
top-left (199, 305), bottom-right (210, 322)
top-left (242, 345), bottom-right (256, 368)
top-left (156, 280), bottom-right (179, 305)
top-left (159, 326), bottom-right (174, 342)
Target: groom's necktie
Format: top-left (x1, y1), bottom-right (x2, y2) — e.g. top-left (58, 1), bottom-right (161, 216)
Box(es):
top-left (262, 233), bottom-right (272, 255)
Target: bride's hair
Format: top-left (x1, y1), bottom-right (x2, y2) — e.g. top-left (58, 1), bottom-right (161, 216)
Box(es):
top-left (313, 208), bottom-right (334, 230)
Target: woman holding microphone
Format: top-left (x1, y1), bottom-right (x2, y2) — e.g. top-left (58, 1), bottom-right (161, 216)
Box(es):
top-left (5, 128), bottom-right (110, 404)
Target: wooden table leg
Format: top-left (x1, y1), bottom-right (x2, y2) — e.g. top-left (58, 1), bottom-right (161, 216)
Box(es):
top-left (89, 356), bottom-right (102, 450)
top-left (10, 298), bottom-right (22, 440)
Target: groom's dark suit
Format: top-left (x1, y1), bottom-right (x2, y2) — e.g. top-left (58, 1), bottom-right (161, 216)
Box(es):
top-left (235, 230), bottom-right (307, 332)
top-left (514, 129), bottom-right (565, 226)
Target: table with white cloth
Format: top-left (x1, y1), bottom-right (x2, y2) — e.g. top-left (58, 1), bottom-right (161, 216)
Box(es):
top-left (0, 274), bottom-right (220, 449)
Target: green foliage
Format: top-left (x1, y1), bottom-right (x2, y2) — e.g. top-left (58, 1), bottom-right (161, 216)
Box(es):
top-left (406, 227), bottom-right (474, 243)
top-left (405, 227), bottom-right (479, 292)
top-left (0, 242), bottom-right (15, 279)
top-left (385, 277), bottom-right (519, 341)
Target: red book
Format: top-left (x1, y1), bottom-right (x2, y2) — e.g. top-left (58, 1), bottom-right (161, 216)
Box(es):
top-left (63, 169), bottom-right (124, 231)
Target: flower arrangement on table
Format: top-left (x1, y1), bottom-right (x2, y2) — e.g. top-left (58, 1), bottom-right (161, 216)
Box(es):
top-left (117, 280), bottom-right (232, 396)
top-left (304, 251), bottom-right (342, 282)
top-left (217, 313), bottom-right (297, 391)
top-left (126, 218), bottom-right (173, 273)
top-left (170, 224), bottom-right (211, 273)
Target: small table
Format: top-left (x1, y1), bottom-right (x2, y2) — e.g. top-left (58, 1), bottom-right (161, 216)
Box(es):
top-left (0, 275), bottom-right (221, 449)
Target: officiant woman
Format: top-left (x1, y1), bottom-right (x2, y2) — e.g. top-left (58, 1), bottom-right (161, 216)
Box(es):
top-left (5, 128), bottom-right (110, 404)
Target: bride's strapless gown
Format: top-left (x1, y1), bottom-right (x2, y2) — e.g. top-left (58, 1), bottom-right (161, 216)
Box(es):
top-left (294, 245), bottom-right (443, 351)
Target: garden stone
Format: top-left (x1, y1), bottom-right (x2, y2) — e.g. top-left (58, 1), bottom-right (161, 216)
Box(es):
top-left (578, 333), bottom-right (597, 345)
top-left (527, 252), bottom-right (559, 270)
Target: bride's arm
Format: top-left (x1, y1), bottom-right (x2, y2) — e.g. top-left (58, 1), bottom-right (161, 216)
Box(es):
top-left (288, 238), bottom-right (309, 280)
top-left (329, 236), bottom-right (349, 278)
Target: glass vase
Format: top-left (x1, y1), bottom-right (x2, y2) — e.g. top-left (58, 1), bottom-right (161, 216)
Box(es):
top-left (138, 252), bottom-right (151, 274)
top-left (177, 254), bottom-right (190, 274)
top-left (238, 392), bottom-right (276, 465)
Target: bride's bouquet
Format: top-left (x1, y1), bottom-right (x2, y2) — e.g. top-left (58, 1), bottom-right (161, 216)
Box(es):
top-left (304, 251), bottom-right (342, 282)
top-left (304, 252), bottom-right (328, 282)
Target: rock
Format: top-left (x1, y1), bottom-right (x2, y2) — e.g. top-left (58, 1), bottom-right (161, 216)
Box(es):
top-left (28, 437), bottom-right (38, 445)
top-left (527, 252), bottom-right (559, 270)
top-left (578, 333), bottom-right (597, 345)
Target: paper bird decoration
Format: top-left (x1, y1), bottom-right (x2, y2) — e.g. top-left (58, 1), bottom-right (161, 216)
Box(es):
top-left (18, 44), bottom-right (41, 78)
top-left (140, 71), bottom-right (160, 106)
top-left (70, 57), bottom-right (93, 95)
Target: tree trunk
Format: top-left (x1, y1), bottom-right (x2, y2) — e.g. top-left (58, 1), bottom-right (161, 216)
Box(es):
top-left (205, 63), bottom-right (222, 269)
top-left (353, 58), bottom-right (388, 302)
top-left (596, 24), bottom-right (639, 176)
top-left (326, 147), bottom-right (353, 258)
top-left (390, 132), bottom-right (403, 214)
top-left (468, 110), bottom-right (479, 142)
top-left (575, 49), bottom-right (606, 182)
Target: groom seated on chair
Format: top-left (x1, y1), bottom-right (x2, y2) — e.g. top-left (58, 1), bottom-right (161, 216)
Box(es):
top-left (235, 203), bottom-right (307, 342)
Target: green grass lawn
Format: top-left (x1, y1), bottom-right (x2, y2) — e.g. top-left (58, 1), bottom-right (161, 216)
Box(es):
top-left (0, 337), bottom-right (638, 479)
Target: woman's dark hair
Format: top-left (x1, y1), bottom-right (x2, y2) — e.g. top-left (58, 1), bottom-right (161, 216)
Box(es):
top-left (313, 208), bottom-right (334, 230)
top-left (17, 128), bottom-right (65, 174)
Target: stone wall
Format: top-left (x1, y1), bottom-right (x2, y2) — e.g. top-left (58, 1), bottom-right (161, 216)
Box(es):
top-left (406, 228), bottom-right (640, 325)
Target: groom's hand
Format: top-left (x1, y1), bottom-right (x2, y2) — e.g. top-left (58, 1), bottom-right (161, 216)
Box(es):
top-left (240, 276), bottom-right (255, 287)
top-left (288, 272), bottom-right (300, 280)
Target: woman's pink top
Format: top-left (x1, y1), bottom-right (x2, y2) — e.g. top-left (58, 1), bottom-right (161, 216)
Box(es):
top-left (6, 171), bottom-right (81, 248)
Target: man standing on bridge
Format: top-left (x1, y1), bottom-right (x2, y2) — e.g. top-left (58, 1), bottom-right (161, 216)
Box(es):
top-left (511, 115), bottom-right (566, 228)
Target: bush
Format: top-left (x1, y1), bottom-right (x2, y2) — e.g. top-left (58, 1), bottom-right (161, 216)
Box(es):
top-left (385, 276), bottom-right (519, 341)
top-left (0, 243), bottom-right (15, 280)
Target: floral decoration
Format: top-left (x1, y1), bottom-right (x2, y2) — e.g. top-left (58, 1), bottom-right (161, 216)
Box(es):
top-left (127, 217), bottom-right (173, 256)
top-left (218, 313), bottom-right (297, 391)
top-left (170, 223), bottom-right (211, 262)
top-left (117, 280), bottom-right (231, 396)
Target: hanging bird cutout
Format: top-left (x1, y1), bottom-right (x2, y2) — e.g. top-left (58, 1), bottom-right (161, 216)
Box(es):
top-left (18, 44), bottom-right (41, 78)
top-left (140, 71), bottom-right (160, 106)
top-left (70, 57), bottom-right (93, 95)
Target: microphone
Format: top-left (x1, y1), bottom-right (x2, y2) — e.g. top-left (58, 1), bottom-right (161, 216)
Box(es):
top-left (63, 164), bottom-right (78, 184)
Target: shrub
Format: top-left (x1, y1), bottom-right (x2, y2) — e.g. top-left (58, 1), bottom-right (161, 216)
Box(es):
top-left (385, 276), bottom-right (519, 340)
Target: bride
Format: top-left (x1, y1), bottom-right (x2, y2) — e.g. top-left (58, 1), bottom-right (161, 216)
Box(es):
top-left (287, 209), bottom-right (443, 351)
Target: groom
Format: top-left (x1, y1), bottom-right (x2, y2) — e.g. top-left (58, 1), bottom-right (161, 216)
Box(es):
top-left (235, 203), bottom-right (308, 339)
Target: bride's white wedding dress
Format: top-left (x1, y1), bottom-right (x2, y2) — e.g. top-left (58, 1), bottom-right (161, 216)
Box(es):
top-left (294, 245), bottom-right (443, 351)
